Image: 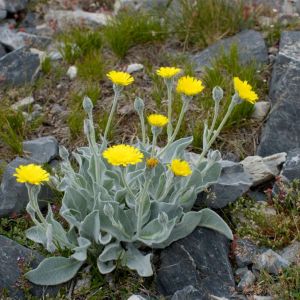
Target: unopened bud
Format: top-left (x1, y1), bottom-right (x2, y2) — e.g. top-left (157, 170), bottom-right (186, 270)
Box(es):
top-left (207, 149), bottom-right (222, 162)
top-left (212, 86), bottom-right (224, 103)
top-left (82, 96), bottom-right (93, 114)
top-left (134, 97), bottom-right (145, 113)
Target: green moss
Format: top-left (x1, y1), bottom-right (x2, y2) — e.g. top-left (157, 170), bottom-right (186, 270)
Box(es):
top-left (104, 11), bottom-right (167, 59)
top-left (229, 180), bottom-right (300, 249)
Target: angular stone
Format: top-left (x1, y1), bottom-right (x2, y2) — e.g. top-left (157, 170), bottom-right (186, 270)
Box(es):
top-left (241, 153), bottom-right (286, 186)
top-left (234, 238), bottom-right (262, 268)
top-left (17, 32), bottom-right (52, 50)
top-left (237, 271), bottom-right (256, 291)
top-left (279, 241), bottom-right (300, 265)
top-left (67, 65), bottom-right (77, 80)
top-left (253, 296), bottom-right (273, 300)
top-left (191, 30), bottom-right (268, 72)
top-left (0, 48), bottom-right (40, 87)
top-left (0, 9), bottom-right (7, 20)
top-left (45, 10), bottom-right (109, 30)
top-left (196, 160), bottom-right (253, 209)
top-left (0, 157), bottom-right (53, 217)
top-left (11, 96), bottom-right (34, 110)
top-left (0, 26), bottom-right (25, 50)
top-left (251, 101), bottom-right (270, 121)
top-left (258, 32), bottom-right (300, 156)
top-left (23, 136), bottom-right (59, 164)
top-left (280, 148), bottom-right (300, 182)
top-left (0, 43), bottom-right (6, 58)
top-left (156, 228), bottom-right (235, 298)
top-left (126, 63), bottom-right (144, 74)
top-left (0, 0), bottom-right (28, 13)
top-left (171, 285), bottom-right (202, 300)
top-left (253, 249), bottom-right (290, 275)
top-left (0, 235), bottom-right (58, 299)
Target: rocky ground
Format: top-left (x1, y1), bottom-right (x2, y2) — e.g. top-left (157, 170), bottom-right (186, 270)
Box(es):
top-left (0, 0), bottom-right (300, 299)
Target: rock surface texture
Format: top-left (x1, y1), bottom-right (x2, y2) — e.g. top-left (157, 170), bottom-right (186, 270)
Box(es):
top-left (258, 31), bottom-right (300, 156)
top-left (156, 228), bottom-right (235, 299)
top-left (191, 30), bottom-right (268, 72)
top-left (280, 148), bottom-right (300, 181)
top-left (0, 235), bottom-right (58, 299)
top-left (196, 160), bottom-right (253, 209)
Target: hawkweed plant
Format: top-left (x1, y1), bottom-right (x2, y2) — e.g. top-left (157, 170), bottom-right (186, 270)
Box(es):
top-left (14, 68), bottom-right (258, 285)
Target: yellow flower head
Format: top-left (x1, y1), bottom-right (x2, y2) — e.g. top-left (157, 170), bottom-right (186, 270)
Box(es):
top-left (107, 71), bottom-right (134, 86)
top-left (147, 114), bottom-right (168, 127)
top-left (170, 159), bottom-right (192, 177)
top-left (13, 164), bottom-right (50, 185)
top-left (146, 157), bottom-right (159, 169)
top-left (103, 144), bottom-right (144, 167)
top-left (233, 77), bottom-right (258, 104)
top-left (176, 76), bottom-right (204, 96)
top-left (156, 67), bottom-right (181, 79)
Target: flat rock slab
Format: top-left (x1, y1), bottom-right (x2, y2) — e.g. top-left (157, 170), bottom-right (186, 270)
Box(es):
top-left (280, 148), bottom-right (300, 181)
top-left (23, 136), bottom-right (59, 164)
top-left (0, 0), bottom-right (28, 13)
top-left (258, 31), bottom-right (300, 156)
top-left (196, 160), bottom-right (253, 209)
top-left (0, 157), bottom-right (53, 217)
top-left (0, 235), bottom-right (58, 299)
top-left (191, 30), bottom-right (268, 72)
top-left (156, 227), bottom-right (235, 299)
top-left (0, 48), bottom-right (40, 87)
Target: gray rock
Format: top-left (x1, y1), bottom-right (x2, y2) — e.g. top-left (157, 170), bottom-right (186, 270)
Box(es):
top-left (0, 0), bottom-right (28, 13)
top-left (196, 160), bottom-right (253, 209)
top-left (253, 249), bottom-right (290, 275)
top-left (23, 136), bottom-right (59, 164)
top-left (237, 271), bottom-right (256, 291)
top-left (0, 43), bottom-right (6, 58)
top-left (17, 32), bottom-right (52, 50)
top-left (253, 296), bottom-right (273, 300)
top-left (247, 190), bottom-right (267, 202)
top-left (258, 32), bottom-right (300, 156)
top-left (234, 238), bottom-right (262, 268)
top-left (0, 26), bottom-right (25, 50)
top-left (191, 30), bottom-right (268, 72)
top-left (241, 153), bottom-right (286, 186)
top-left (0, 9), bottom-right (6, 20)
top-left (251, 101), bottom-right (270, 121)
top-left (156, 228), bottom-right (235, 298)
top-left (171, 285), bottom-right (202, 300)
top-left (235, 267), bottom-right (249, 277)
top-left (280, 148), bottom-right (300, 181)
top-left (11, 96), bottom-right (34, 110)
top-left (279, 241), bottom-right (300, 264)
top-left (0, 235), bottom-right (58, 299)
top-left (0, 157), bottom-right (53, 217)
top-left (0, 48), bottom-right (40, 87)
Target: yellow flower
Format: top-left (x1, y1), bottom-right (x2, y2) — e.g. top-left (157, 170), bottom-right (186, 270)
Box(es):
top-left (107, 71), bottom-right (134, 86)
top-left (13, 164), bottom-right (50, 185)
top-left (156, 67), bottom-right (181, 79)
top-left (103, 144), bottom-right (144, 167)
top-left (170, 159), bottom-right (192, 176)
top-left (146, 157), bottom-right (159, 169)
top-left (176, 76), bottom-right (204, 96)
top-left (147, 114), bottom-right (168, 127)
top-left (233, 77), bottom-right (258, 104)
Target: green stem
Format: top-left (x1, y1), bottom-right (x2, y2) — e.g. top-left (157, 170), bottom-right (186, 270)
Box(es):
top-left (121, 167), bottom-right (136, 199)
top-left (139, 110), bottom-right (146, 145)
top-left (151, 131), bottom-right (158, 157)
top-left (103, 88), bottom-right (120, 145)
top-left (166, 79), bottom-right (173, 141)
top-left (196, 100), bottom-right (236, 167)
top-left (207, 101), bottom-right (219, 142)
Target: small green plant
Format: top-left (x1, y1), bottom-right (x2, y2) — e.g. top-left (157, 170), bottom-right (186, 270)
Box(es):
top-left (104, 11), bottom-right (167, 58)
top-left (15, 69), bottom-right (259, 286)
top-left (170, 0), bottom-right (248, 49)
top-left (230, 179), bottom-right (300, 249)
top-left (41, 57), bottom-right (52, 74)
top-left (258, 266), bottom-right (300, 300)
top-left (58, 28), bottom-right (103, 64)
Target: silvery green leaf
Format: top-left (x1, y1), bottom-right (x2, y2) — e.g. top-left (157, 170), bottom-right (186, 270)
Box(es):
top-left (26, 226), bottom-right (46, 246)
top-left (66, 227), bottom-right (78, 245)
top-left (179, 187), bottom-right (197, 211)
top-left (97, 260), bottom-right (116, 274)
top-left (98, 232), bottom-right (112, 245)
top-left (160, 136), bottom-right (193, 162)
top-left (46, 224), bottom-right (56, 253)
top-left (197, 208), bottom-right (233, 240)
top-left (98, 242), bottom-right (124, 262)
top-left (25, 257), bottom-right (83, 285)
top-left (122, 245), bottom-right (153, 277)
top-left (150, 201), bottom-right (182, 221)
top-left (59, 146), bottom-right (69, 161)
top-left (60, 208), bottom-right (81, 228)
top-left (114, 189), bottom-right (127, 203)
top-left (79, 211), bottom-right (100, 243)
top-left (71, 237), bottom-right (91, 261)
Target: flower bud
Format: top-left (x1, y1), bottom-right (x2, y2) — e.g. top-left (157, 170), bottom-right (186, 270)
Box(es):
top-left (212, 86), bottom-right (224, 103)
top-left (82, 96), bottom-right (93, 114)
top-left (207, 149), bottom-right (222, 162)
top-left (134, 97), bottom-right (145, 113)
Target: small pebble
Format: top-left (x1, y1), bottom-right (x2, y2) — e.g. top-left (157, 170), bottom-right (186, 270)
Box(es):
top-left (67, 66), bottom-right (77, 80)
top-left (126, 63), bottom-right (144, 74)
